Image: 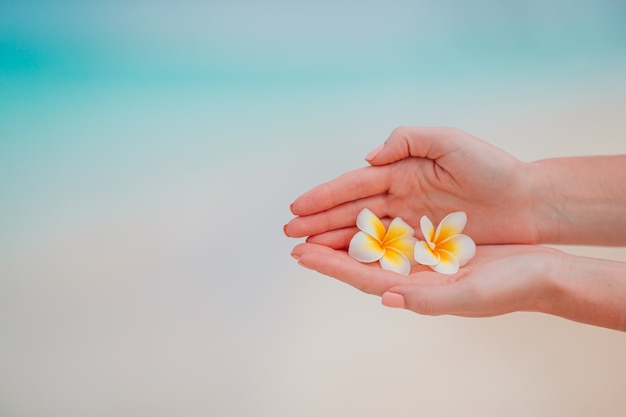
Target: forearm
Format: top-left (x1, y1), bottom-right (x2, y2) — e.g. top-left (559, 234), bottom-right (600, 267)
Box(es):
top-left (542, 253), bottom-right (626, 332)
top-left (530, 155), bottom-right (626, 245)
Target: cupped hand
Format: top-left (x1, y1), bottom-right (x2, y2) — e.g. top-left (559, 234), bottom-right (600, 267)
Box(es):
top-left (284, 126), bottom-right (539, 246)
top-left (291, 242), bottom-right (561, 318)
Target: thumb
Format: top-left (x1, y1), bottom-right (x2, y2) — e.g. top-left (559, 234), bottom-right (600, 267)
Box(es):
top-left (381, 283), bottom-right (472, 316)
top-left (366, 126), bottom-right (469, 166)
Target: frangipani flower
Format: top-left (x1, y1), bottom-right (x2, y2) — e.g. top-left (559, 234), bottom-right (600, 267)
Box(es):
top-left (414, 211), bottom-right (476, 275)
top-left (348, 208), bottom-right (417, 276)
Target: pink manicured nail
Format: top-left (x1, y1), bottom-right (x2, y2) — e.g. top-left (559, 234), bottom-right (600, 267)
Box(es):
top-left (365, 144), bottom-right (384, 161)
top-left (381, 292), bottom-right (405, 308)
top-left (283, 224), bottom-right (289, 236)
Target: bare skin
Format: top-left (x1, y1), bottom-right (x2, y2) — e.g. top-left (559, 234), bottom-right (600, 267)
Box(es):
top-left (284, 126), bottom-right (626, 331)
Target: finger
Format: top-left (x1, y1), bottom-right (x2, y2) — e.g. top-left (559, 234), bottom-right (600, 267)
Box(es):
top-left (302, 214), bottom-right (412, 249)
top-left (382, 281), bottom-right (486, 317)
top-left (305, 227), bottom-right (358, 249)
top-left (290, 165), bottom-right (391, 216)
top-left (285, 194), bottom-right (389, 238)
top-left (367, 126), bottom-right (470, 166)
top-left (291, 243), bottom-right (410, 296)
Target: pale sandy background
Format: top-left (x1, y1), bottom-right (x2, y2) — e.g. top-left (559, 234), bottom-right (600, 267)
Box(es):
top-left (2, 1), bottom-right (626, 416)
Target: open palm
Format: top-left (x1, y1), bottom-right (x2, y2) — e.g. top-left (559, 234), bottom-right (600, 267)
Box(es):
top-left (291, 241), bottom-right (559, 318)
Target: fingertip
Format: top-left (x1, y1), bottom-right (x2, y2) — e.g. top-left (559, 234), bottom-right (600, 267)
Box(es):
top-left (283, 221), bottom-right (299, 238)
top-left (290, 242), bottom-right (325, 262)
top-left (295, 251), bottom-right (317, 270)
top-left (381, 291), bottom-right (406, 309)
top-left (365, 144), bottom-right (385, 163)
top-left (296, 257), bottom-right (308, 268)
top-left (289, 198), bottom-right (310, 216)
top-left (290, 242), bottom-right (306, 259)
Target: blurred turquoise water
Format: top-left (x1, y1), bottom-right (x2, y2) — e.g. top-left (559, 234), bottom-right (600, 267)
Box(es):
top-left (3, 0), bottom-right (625, 192)
top-left (3, 0), bottom-right (625, 92)
top-left (2, 0), bottom-right (625, 174)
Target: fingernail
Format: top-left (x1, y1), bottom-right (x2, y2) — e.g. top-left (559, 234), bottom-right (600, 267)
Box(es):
top-left (381, 292), bottom-right (405, 309)
top-left (289, 202), bottom-right (296, 214)
top-left (291, 253), bottom-right (300, 260)
top-left (365, 144), bottom-right (384, 161)
top-left (297, 258), bottom-right (311, 269)
top-left (283, 223), bottom-right (289, 236)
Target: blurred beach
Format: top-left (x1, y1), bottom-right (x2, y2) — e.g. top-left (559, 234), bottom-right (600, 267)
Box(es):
top-left (2, 1), bottom-right (626, 416)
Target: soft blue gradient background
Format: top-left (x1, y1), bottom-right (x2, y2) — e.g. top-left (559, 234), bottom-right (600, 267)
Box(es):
top-left (2, 1), bottom-right (626, 416)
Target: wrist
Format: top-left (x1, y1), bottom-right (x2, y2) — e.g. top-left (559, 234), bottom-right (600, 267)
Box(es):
top-left (526, 158), bottom-right (563, 244)
top-left (521, 247), bottom-right (567, 314)
top-left (541, 253), bottom-right (626, 331)
top-left (526, 155), bottom-right (626, 245)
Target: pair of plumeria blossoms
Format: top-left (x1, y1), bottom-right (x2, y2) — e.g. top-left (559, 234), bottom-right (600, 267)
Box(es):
top-left (349, 208), bottom-right (476, 276)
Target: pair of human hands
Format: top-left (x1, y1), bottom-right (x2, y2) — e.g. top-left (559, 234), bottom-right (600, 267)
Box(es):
top-left (284, 127), bottom-right (562, 317)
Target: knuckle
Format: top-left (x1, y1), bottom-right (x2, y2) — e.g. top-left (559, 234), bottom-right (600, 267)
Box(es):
top-left (390, 125), bottom-right (413, 140)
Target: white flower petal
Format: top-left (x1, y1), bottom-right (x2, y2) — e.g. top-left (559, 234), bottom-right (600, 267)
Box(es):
top-left (414, 240), bottom-right (439, 266)
top-left (384, 217), bottom-right (415, 242)
top-left (379, 248), bottom-right (411, 275)
top-left (356, 208), bottom-right (386, 241)
top-left (434, 211), bottom-right (467, 243)
top-left (420, 215), bottom-right (435, 243)
top-left (387, 235), bottom-right (418, 261)
top-left (349, 231), bottom-right (385, 263)
top-left (432, 249), bottom-right (460, 275)
top-left (438, 234), bottom-right (476, 266)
